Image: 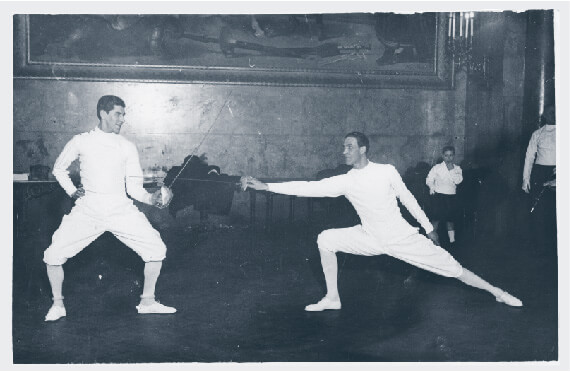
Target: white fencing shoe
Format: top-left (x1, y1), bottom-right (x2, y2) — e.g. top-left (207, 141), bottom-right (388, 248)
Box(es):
top-left (304, 297), bottom-right (341, 312)
top-left (45, 305), bottom-right (66, 322)
top-left (495, 290), bottom-right (523, 307)
top-left (136, 300), bottom-right (177, 314)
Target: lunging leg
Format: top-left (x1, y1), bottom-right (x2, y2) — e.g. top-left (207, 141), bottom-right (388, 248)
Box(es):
top-left (458, 268), bottom-right (522, 307)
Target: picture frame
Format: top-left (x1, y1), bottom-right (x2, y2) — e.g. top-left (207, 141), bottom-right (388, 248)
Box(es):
top-left (13, 13), bottom-right (454, 89)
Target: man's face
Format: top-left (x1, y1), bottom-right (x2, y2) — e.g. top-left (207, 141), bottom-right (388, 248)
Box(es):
top-left (343, 136), bottom-right (365, 166)
top-left (100, 105), bottom-right (126, 134)
top-left (443, 150), bottom-right (455, 164)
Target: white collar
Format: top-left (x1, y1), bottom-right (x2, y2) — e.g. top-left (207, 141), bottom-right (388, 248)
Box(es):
top-left (93, 126), bottom-right (117, 136)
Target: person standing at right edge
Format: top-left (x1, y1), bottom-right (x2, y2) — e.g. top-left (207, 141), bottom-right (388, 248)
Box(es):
top-left (522, 106), bottom-right (557, 254)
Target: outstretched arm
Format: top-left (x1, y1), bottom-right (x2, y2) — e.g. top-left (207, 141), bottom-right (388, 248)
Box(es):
top-left (242, 175), bottom-right (347, 198)
top-left (242, 176), bottom-right (268, 191)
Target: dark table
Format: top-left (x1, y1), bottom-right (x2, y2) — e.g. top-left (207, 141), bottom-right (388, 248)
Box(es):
top-left (13, 180), bottom-right (66, 238)
top-left (247, 178), bottom-right (315, 231)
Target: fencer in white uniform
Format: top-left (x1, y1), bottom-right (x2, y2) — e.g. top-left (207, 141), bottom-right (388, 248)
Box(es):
top-left (43, 95), bottom-right (176, 321)
top-left (243, 132), bottom-right (522, 311)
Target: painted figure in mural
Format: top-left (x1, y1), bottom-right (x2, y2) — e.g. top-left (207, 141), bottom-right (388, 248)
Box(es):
top-left (29, 14), bottom-right (383, 65)
top-left (242, 132), bottom-right (522, 311)
top-left (374, 12), bottom-right (436, 65)
top-left (426, 145), bottom-right (463, 247)
top-left (30, 13), bottom-right (438, 66)
top-left (43, 95), bottom-right (176, 321)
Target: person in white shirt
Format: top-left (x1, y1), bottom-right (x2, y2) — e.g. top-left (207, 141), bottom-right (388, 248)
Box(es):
top-left (522, 106), bottom-right (556, 195)
top-left (43, 95), bottom-right (176, 321)
top-left (242, 132), bottom-right (522, 311)
top-left (522, 105), bottom-right (556, 250)
top-left (426, 146), bottom-right (463, 246)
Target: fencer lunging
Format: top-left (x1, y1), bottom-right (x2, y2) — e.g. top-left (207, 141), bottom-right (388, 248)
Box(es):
top-left (243, 132), bottom-right (522, 311)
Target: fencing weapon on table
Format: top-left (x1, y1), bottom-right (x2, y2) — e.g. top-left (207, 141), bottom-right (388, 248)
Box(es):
top-left (158, 90), bottom-right (233, 208)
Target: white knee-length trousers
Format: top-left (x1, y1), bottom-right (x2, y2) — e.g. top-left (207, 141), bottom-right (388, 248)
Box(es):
top-left (44, 195), bottom-right (166, 265)
top-left (317, 225), bottom-right (463, 278)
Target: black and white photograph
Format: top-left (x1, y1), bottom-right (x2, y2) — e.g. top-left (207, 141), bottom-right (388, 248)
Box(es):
top-left (5, 1), bottom-right (569, 370)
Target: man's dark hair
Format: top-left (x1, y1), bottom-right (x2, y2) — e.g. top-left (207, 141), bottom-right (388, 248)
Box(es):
top-left (442, 145), bottom-right (455, 154)
top-left (97, 95), bottom-right (125, 120)
top-left (345, 131), bottom-right (370, 154)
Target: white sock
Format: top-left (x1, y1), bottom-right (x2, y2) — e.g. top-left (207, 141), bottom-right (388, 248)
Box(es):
top-left (448, 230), bottom-right (455, 243)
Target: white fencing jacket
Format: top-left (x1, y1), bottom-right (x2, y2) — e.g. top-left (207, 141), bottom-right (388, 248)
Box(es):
top-left (52, 127), bottom-right (152, 205)
top-left (268, 162), bottom-right (434, 245)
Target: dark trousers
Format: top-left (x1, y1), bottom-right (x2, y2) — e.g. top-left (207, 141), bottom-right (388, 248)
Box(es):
top-left (529, 165), bottom-right (557, 254)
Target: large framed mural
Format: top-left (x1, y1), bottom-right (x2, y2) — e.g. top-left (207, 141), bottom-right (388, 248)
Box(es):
top-left (14, 13), bottom-right (454, 88)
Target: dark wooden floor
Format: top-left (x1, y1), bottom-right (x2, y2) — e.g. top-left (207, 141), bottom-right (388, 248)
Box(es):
top-left (12, 212), bottom-right (558, 364)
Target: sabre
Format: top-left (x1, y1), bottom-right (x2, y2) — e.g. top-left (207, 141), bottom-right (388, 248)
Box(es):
top-left (530, 168), bottom-right (556, 213)
top-left (136, 176), bottom-right (241, 185)
top-left (530, 187), bottom-right (547, 213)
top-left (160, 90), bottom-right (233, 206)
